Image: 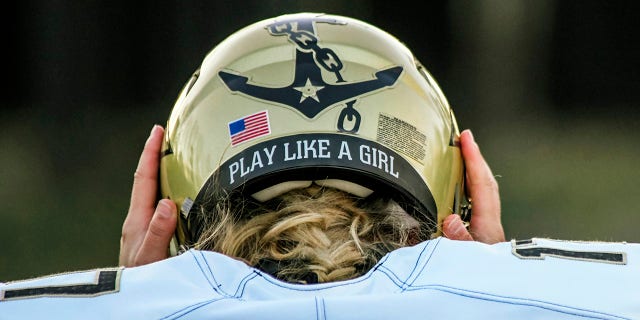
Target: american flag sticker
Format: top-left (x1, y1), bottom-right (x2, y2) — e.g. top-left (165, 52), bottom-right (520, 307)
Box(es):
top-left (228, 110), bottom-right (271, 146)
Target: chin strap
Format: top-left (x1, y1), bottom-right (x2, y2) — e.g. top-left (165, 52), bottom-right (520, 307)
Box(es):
top-left (460, 197), bottom-right (472, 229)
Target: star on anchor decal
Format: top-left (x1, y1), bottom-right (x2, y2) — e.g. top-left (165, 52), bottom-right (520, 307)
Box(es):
top-left (294, 78), bottom-right (324, 103)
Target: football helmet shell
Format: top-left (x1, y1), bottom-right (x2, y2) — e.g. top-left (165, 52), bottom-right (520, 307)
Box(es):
top-left (160, 13), bottom-right (466, 250)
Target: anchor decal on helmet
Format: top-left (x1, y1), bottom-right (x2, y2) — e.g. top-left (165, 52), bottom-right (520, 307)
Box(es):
top-left (218, 16), bottom-right (403, 121)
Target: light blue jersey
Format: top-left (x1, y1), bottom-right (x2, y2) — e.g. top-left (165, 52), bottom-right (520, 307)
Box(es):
top-left (1, 237), bottom-right (639, 319)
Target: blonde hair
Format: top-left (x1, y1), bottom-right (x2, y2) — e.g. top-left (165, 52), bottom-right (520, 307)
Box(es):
top-left (194, 185), bottom-right (428, 284)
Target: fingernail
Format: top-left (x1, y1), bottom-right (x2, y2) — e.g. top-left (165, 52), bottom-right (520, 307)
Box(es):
top-left (156, 200), bottom-right (172, 218)
top-left (446, 214), bottom-right (464, 234)
top-left (466, 129), bottom-right (474, 142)
top-left (146, 125), bottom-right (160, 144)
top-left (151, 124), bottom-right (161, 136)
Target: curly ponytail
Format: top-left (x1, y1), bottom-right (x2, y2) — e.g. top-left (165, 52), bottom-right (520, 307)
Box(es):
top-left (195, 185), bottom-right (427, 284)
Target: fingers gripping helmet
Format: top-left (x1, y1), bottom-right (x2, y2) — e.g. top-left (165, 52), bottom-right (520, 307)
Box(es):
top-left (160, 13), bottom-right (467, 251)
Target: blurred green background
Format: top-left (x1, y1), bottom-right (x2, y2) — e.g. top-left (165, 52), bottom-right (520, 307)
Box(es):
top-left (2, 0), bottom-right (639, 281)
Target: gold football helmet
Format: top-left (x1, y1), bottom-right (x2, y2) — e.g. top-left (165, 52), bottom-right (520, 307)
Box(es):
top-left (160, 13), bottom-right (467, 252)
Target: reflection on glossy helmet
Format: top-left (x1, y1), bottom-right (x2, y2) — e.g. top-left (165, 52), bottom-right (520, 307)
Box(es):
top-left (160, 12), bottom-right (466, 251)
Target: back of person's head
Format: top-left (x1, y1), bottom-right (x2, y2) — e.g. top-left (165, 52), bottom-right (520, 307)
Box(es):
top-left (160, 12), bottom-right (466, 283)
